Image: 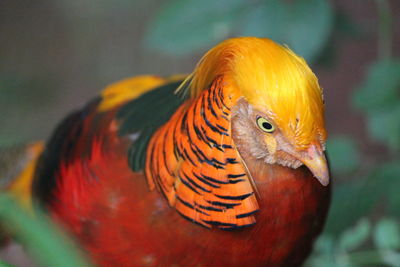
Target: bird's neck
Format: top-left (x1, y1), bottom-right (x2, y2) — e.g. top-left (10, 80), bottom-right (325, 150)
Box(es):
top-left (144, 76), bottom-right (260, 229)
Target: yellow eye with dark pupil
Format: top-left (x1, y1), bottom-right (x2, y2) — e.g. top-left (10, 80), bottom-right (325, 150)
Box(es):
top-left (256, 117), bottom-right (275, 133)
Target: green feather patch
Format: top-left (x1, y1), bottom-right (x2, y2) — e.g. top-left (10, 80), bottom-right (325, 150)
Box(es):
top-left (117, 80), bottom-right (187, 171)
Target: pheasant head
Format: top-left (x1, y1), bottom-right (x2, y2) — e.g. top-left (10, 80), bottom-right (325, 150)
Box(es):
top-left (182, 37), bottom-right (329, 186)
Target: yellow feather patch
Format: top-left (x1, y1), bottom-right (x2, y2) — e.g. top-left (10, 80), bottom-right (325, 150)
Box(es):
top-left (181, 37), bottom-right (326, 150)
top-left (9, 142), bottom-right (44, 210)
top-left (98, 75), bottom-right (166, 112)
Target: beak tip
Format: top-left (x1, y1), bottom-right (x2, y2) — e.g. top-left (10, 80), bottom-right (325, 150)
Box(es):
top-left (294, 143), bottom-right (330, 187)
top-left (313, 168), bottom-right (330, 186)
top-left (316, 175), bottom-right (330, 186)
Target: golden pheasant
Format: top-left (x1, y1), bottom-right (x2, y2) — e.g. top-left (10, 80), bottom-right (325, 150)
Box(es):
top-left (7, 37), bottom-right (331, 266)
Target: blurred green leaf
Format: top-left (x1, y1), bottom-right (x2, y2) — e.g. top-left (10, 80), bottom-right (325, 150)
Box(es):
top-left (369, 162), bottom-right (400, 217)
top-left (240, 0), bottom-right (333, 62)
top-left (352, 58), bottom-right (400, 150)
top-left (0, 194), bottom-right (92, 267)
top-left (327, 161), bottom-right (400, 233)
top-left (338, 218), bottom-right (371, 252)
top-left (145, 0), bottom-right (246, 55)
top-left (313, 234), bottom-right (335, 255)
top-left (334, 9), bottom-right (364, 38)
top-left (380, 250), bottom-right (400, 267)
top-left (304, 254), bottom-right (338, 267)
top-left (146, 0), bottom-right (333, 61)
top-left (284, 0), bottom-right (333, 62)
top-left (0, 261), bottom-right (16, 267)
top-left (327, 136), bottom-right (360, 174)
top-left (324, 180), bottom-right (378, 235)
top-left (366, 104), bottom-right (400, 150)
top-left (327, 162), bottom-right (400, 233)
top-left (239, 0), bottom-right (288, 44)
top-left (373, 218), bottom-right (400, 250)
top-left (353, 59), bottom-right (400, 113)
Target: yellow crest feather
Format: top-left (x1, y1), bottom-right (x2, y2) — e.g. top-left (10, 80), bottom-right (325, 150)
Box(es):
top-left (180, 37), bottom-right (326, 149)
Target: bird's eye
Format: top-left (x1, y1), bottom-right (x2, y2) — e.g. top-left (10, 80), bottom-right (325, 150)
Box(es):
top-left (256, 117), bottom-right (275, 133)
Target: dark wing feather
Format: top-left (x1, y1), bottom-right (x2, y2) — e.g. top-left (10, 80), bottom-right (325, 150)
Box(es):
top-left (117, 80), bottom-right (186, 171)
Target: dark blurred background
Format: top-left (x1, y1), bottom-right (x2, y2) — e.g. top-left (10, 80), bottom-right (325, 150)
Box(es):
top-left (1, 0), bottom-right (400, 266)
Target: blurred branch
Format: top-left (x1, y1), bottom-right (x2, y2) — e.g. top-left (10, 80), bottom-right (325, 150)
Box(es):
top-left (375, 0), bottom-right (392, 59)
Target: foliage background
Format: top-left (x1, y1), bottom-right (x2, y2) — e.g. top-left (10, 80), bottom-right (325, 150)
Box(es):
top-left (0, 0), bottom-right (400, 266)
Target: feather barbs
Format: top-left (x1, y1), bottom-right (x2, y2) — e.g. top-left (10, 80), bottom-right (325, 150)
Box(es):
top-left (146, 78), bottom-right (259, 229)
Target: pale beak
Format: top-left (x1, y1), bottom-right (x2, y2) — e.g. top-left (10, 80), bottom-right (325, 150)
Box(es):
top-left (300, 144), bottom-right (330, 186)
